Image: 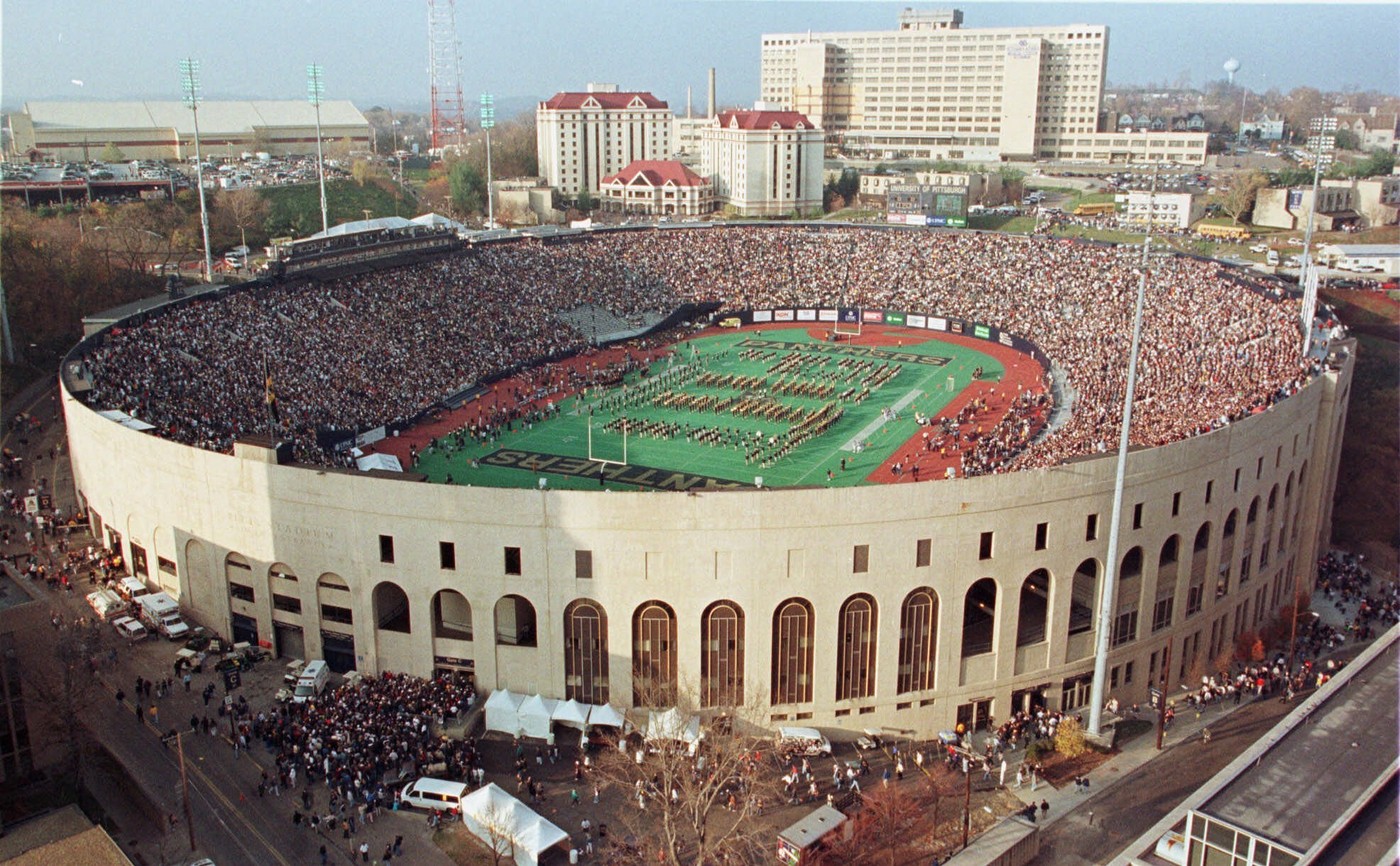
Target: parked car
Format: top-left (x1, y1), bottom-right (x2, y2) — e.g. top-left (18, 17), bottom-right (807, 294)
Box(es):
top-left (111, 615), bottom-right (149, 642)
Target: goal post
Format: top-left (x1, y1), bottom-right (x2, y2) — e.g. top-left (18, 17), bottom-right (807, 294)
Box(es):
top-left (833, 312), bottom-right (863, 340)
top-left (587, 417), bottom-right (629, 466)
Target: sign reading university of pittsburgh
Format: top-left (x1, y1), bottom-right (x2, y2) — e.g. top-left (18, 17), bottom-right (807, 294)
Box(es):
top-left (481, 449), bottom-right (749, 491)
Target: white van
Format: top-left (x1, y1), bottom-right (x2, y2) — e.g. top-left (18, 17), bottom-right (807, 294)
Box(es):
top-left (87, 589), bottom-right (126, 620)
top-left (137, 592), bottom-right (189, 640)
top-left (399, 777), bottom-right (468, 813)
top-left (776, 726), bottom-right (833, 757)
top-left (292, 660), bottom-right (330, 703)
top-left (117, 576), bottom-right (151, 603)
top-left (1265, 249), bottom-right (1280, 266)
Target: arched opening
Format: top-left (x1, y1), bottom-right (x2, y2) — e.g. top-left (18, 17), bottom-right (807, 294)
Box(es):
top-left (1267, 485), bottom-right (1278, 513)
top-left (1223, 509), bottom-right (1239, 540)
top-left (316, 573), bottom-right (355, 673)
top-left (1120, 546), bottom-right (1144, 582)
top-left (495, 595), bottom-right (537, 647)
top-left (564, 599), bottom-right (608, 704)
top-left (184, 539), bottom-right (209, 608)
top-left (1160, 536), bottom-right (1180, 568)
top-left (632, 601), bottom-right (678, 707)
top-left (897, 588), bottom-right (938, 694)
top-left (225, 552), bottom-right (258, 644)
top-left (1016, 570), bottom-right (1050, 647)
top-left (1285, 472), bottom-right (1294, 500)
top-left (835, 594), bottom-right (877, 701)
top-left (432, 590), bottom-right (473, 641)
top-left (701, 601), bottom-right (744, 708)
top-left (771, 598), bottom-right (814, 705)
top-left (1247, 497), bottom-right (1260, 525)
top-left (1194, 522), bottom-right (1212, 554)
top-left (961, 579), bottom-right (997, 659)
top-left (1154, 536), bottom-right (1182, 633)
top-left (1068, 559), bottom-right (1099, 636)
top-left (372, 581), bottom-right (411, 633)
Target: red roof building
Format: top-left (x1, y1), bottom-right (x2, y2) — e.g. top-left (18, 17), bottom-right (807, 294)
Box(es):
top-left (700, 109), bottom-right (825, 217)
top-left (536, 88), bottom-right (675, 198)
top-left (598, 160), bottom-right (715, 216)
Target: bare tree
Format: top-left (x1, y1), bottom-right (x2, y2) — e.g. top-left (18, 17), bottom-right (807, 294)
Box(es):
top-left (820, 780), bottom-right (948, 866)
top-left (216, 187), bottom-right (270, 251)
top-left (1219, 171), bottom-right (1269, 225)
top-left (475, 799), bottom-right (516, 866)
top-left (592, 683), bottom-right (783, 865)
top-left (22, 618), bottom-right (111, 789)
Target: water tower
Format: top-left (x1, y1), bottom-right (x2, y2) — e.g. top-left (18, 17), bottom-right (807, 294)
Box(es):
top-left (1223, 58), bottom-right (1240, 85)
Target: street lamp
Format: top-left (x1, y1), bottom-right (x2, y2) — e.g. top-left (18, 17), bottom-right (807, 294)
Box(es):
top-left (307, 64), bottom-right (330, 235)
top-left (179, 58), bottom-right (215, 283)
top-left (480, 93), bottom-right (495, 228)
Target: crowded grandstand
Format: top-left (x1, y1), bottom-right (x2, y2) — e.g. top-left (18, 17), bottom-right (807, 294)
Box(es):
top-left (74, 226), bottom-right (1316, 476)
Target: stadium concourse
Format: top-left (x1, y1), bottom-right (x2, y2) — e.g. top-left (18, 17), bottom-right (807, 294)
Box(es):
top-left (77, 226), bottom-right (1315, 482)
top-left (366, 322), bottom-right (1049, 488)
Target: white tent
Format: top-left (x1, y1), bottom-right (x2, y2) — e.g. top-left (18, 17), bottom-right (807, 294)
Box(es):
top-left (551, 699), bottom-right (590, 731)
top-left (460, 783), bottom-right (568, 866)
top-left (645, 708), bottom-right (702, 746)
top-left (585, 703), bottom-right (626, 729)
top-left (484, 689), bottom-right (524, 735)
top-left (354, 452), bottom-right (403, 472)
top-left (517, 694), bottom-right (558, 740)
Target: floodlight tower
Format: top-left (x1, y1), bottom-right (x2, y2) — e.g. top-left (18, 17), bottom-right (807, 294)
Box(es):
top-left (428, 0), bottom-right (468, 152)
top-left (480, 93), bottom-right (495, 227)
top-left (307, 64), bottom-right (330, 235)
top-left (1300, 116), bottom-right (1337, 358)
top-left (179, 59), bottom-right (215, 283)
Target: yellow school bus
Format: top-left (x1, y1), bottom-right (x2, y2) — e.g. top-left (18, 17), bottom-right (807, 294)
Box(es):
top-left (1196, 223), bottom-right (1252, 241)
top-left (1072, 202), bottom-right (1118, 217)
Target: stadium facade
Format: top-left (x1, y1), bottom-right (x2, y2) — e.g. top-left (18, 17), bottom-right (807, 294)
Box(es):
top-left (61, 229), bottom-right (1352, 737)
top-left (759, 7), bottom-right (1208, 164)
top-left (9, 100), bottom-right (371, 162)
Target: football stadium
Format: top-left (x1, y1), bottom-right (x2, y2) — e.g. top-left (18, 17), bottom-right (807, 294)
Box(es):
top-left (62, 224), bottom-right (1353, 734)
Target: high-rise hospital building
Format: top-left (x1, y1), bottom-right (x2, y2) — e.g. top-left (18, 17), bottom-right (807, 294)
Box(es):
top-left (760, 8), bottom-right (1206, 165)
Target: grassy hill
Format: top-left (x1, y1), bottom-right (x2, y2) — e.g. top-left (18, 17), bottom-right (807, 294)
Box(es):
top-left (260, 179), bottom-right (418, 237)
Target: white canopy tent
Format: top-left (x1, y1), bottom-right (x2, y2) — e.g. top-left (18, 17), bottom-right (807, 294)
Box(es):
top-left (585, 703), bottom-right (626, 729)
top-left (516, 694), bottom-right (558, 741)
top-left (484, 689), bottom-right (524, 735)
top-left (460, 783), bottom-right (568, 866)
top-left (645, 708), bottom-right (702, 748)
top-left (551, 699), bottom-right (590, 731)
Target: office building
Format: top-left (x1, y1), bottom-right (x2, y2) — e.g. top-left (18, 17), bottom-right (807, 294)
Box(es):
top-left (536, 84), bottom-right (674, 198)
top-left (700, 109), bottom-right (824, 216)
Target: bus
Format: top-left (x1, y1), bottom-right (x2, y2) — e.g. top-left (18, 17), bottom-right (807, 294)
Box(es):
top-left (1072, 202), bottom-right (1118, 217)
top-left (1196, 223), bottom-right (1252, 241)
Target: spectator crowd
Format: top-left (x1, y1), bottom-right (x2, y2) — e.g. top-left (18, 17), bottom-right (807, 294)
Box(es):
top-left (81, 227), bottom-right (1320, 473)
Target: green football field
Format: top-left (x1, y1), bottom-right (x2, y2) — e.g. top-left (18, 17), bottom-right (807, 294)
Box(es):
top-left (414, 329), bottom-right (1004, 491)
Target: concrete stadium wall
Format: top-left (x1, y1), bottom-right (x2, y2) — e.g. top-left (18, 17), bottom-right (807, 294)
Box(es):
top-left (62, 333), bottom-right (1352, 736)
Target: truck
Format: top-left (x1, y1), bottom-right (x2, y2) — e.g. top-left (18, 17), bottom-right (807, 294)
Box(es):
top-left (137, 592), bottom-right (190, 640)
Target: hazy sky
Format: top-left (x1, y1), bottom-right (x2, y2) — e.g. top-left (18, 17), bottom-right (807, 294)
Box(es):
top-left (3, 1), bottom-right (1396, 115)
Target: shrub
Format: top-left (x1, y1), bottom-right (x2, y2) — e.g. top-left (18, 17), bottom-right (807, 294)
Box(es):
top-left (1054, 716), bottom-right (1089, 759)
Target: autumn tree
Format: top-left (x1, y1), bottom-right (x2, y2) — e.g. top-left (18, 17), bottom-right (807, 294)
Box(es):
top-left (1053, 716), bottom-right (1089, 759)
top-left (214, 187), bottom-right (271, 250)
top-left (1219, 170), bottom-right (1269, 225)
top-left (592, 685), bottom-right (783, 866)
top-left (100, 141), bottom-right (126, 162)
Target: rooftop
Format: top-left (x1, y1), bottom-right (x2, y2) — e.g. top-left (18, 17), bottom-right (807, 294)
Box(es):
top-left (23, 99), bottom-right (367, 134)
top-left (540, 92), bottom-right (667, 111)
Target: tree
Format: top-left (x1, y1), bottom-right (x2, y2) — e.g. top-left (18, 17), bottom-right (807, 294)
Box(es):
top-left (351, 159), bottom-right (386, 186)
top-left (449, 160), bottom-right (486, 215)
top-left (576, 187), bottom-right (596, 213)
top-left (1280, 87), bottom-right (1325, 144)
top-left (1344, 147), bottom-right (1396, 179)
top-left (23, 620), bottom-right (112, 791)
top-left (1219, 171), bottom-right (1269, 225)
top-left (1053, 716), bottom-right (1089, 759)
top-left (1332, 128), bottom-right (1361, 152)
top-left (592, 685), bottom-right (782, 866)
top-left (215, 187), bottom-right (270, 250)
top-left (820, 781), bottom-right (946, 866)
top-left (998, 167), bottom-right (1026, 203)
top-left (100, 142), bottom-right (126, 162)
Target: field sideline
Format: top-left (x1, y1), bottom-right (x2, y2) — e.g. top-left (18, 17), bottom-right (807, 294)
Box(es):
top-left (408, 327), bottom-right (1012, 491)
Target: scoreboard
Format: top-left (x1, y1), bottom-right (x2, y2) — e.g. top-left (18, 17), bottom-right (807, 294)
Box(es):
top-left (887, 183), bottom-right (968, 228)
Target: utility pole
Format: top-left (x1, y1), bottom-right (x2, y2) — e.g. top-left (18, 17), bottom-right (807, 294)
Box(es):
top-left (177, 733), bottom-right (196, 851)
top-left (1155, 640), bottom-right (1172, 750)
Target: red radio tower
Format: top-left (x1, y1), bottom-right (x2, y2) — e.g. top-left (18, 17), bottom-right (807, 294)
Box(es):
top-left (427, 0), bottom-right (467, 152)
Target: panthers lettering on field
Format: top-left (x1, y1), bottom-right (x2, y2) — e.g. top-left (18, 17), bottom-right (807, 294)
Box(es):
top-left (482, 449), bottom-right (747, 491)
top-left (736, 338), bottom-right (951, 367)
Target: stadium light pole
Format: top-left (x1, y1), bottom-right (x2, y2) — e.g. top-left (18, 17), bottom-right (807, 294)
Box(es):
top-left (480, 93), bottom-right (495, 228)
top-left (1088, 146), bottom-right (1160, 737)
top-left (1299, 116), bottom-right (1336, 359)
top-left (179, 59), bottom-right (215, 283)
top-left (308, 64), bottom-right (330, 235)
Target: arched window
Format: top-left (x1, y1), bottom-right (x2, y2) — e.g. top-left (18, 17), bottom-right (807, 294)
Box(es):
top-left (632, 601), bottom-right (677, 707)
top-left (1223, 509), bottom-right (1239, 540)
top-left (1285, 472), bottom-right (1294, 501)
top-left (771, 598), bottom-right (814, 705)
top-left (701, 601), bottom-right (744, 708)
top-left (1267, 485), bottom-right (1278, 513)
top-left (1247, 497), bottom-right (1260, 525)
top-left (564, 599), bottom-right (608, 704)
top-left (431, 590), bottom-right (472, 641)
top-left (897, 588), bottom-right (938, 694)
top-left (1194, 522), bottom-right (1212, 555)
top-left (835, 594), bottom-right (877, 701)
top-left (494, 595), bottom-right (537, 647)
top-left (316, 573), bottom-right (353, 628)
top-left (1068, 559), bottom-right (1098, 636)
top-left (372, 581), bottom-right (411, 633)
top-left (1120, 546), bottom-right (1143, 582)
top-left (961, 579), bottom-right (997, 658)
top-left (1159, 535), bottom-right (1180, 568)
top-left (1017, 570), bottom-right (1050, 647)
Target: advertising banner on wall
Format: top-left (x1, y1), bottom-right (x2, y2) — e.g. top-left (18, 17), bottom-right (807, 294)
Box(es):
top-left (796, 309), bottom-right (817, 321)
top-left (862, 309), bottom-right (884, 323)
top-left (819, 309), bottom-right (838, 322)
top-left (928, 317), bottom-right (948, 331)
top-left (752, 310), bottom-right (774, 323)
top-left (906, 314), bottom-right (927, 328)
top-left (838, 308), bottom-right (860, 324)
top-left (774, 309), bottom-right (795, 322)
top-left (883, 311), bottom-right (906, 326)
